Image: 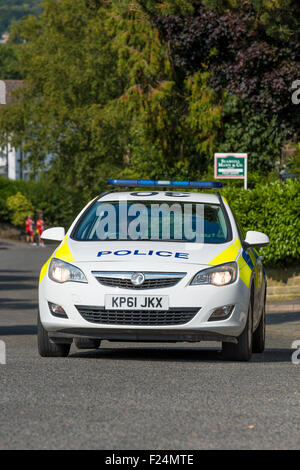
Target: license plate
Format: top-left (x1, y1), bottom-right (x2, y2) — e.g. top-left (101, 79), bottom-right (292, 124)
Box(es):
top-left (105, 295), bottom-right (169, 310)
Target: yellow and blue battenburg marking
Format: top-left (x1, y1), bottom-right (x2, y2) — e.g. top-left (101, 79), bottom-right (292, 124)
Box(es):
top-left (237, 251), bottom-right (253, 288)
top-left (39, 235), bottom-right (74, 283)
top-left (39, 255), bottom-right (53, 283)
top-left (209, 237), bottom-right (255, 288)
top-left (209, 238), bottom-right (241, 266)
top-left (54, 235), bottom-right (75, 263)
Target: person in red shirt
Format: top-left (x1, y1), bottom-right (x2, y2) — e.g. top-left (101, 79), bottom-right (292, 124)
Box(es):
top-left (36, 215), bottom-right (45, 246)
top-left (25, 215), bottom-right (34, 244)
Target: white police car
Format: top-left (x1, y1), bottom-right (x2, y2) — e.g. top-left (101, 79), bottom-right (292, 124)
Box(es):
top-left (38, 179), bottom-right (269, 361)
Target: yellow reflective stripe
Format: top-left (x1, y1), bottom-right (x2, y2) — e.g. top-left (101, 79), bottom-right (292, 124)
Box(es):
top-left (237, 255), bottom-right (246, 270)
top-left (39, 236), bottom-right (74, 283)
top-left (234, 237), bottom-right (241, 250)
top-left (223, 197), bottom-right (229, 206)
top-left (237, 253), bottom-right (252, 287)
top-left (39, 236), bottom-right (75, 283)
top-left (39, 255), bottom-right (53, 283)
top-left (208, 235), bottom-right (252, 287)
top-left (55, 235), bottom-right (75, 263)
top-left (209, 242), bottom-right (239, 265)
top-left (238, 263), bottom-right (252, 287)
top-left (209, 238), bottom-right (241, 267)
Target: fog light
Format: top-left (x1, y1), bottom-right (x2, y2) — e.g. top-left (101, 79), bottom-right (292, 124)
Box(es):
top-left (208, 305), bottom-right (234, 322)
top-left (48, 302), bottom-right (68, 318)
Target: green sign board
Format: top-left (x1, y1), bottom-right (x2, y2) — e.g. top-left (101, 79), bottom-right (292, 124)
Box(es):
top-left (214, 153), bottom-right (248, 189)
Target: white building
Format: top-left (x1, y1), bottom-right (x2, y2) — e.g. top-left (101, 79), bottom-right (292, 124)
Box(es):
top-left (0, 79), bottom-right (30, 180)
top-left (0, 32), bottom-right (9, 44)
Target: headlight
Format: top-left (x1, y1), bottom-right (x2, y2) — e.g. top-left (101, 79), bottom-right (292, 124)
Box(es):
top-left (48, 258), bottom-right (88, 284)
top-left (190, 262), bottom-right (237, 286)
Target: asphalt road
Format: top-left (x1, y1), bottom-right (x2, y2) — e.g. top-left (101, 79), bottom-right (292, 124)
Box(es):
top-left (0, 240), bottom-right (299, 450)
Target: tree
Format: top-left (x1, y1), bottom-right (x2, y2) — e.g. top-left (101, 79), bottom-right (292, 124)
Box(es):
top-left (218, 96), bottom-right (286, 173)
top-left (153, 1), bottom-right (299, 134)
top-left (110, 1), bottom-right (222, 177)
top-left (0, 0), bottom-right (42, 36)
top-left (0, 0), bottom-right (128, 207)
top-left (0, 0), bottom-right (223, 188)
top-left (6, 191), bottom-right (34, 227)
top-left (0, 0), bottom-right (298, 193)
top-left (0, 44), bottom-right (21, 79)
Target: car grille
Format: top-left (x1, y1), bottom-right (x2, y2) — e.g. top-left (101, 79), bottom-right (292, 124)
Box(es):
top-left (76, 306), bottom-right (200, 326)
top-left (95, 277), bottom-right (181, 289)
top-left (92, 272), bottom-right (186, 290)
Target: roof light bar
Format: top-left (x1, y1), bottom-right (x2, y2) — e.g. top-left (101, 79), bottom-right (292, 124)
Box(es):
top-left (107, 179), bottom-right (222, 189)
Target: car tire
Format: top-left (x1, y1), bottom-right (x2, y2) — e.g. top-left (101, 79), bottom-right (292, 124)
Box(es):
top-left (252, 293), bottom-right (266, 353)
top-left (222, 296), bottom-right (253, 362)
top-left (74, 338), bottom-right (101, 349)
top-left (37, 313), bottom-right (71, 357)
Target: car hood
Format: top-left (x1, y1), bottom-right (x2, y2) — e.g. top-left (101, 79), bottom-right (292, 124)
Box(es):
top-left (54, 238), bottom-right (240, 267)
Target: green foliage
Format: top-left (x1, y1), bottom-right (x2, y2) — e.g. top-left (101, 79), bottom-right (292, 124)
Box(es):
top-left (33, 160), bottom-right (120, 229)
top-left (0, 0), bottom-right (223, 185)
top-left (137, 0), bottom-right (195, 16)
top-left (0, 177), bottom-right (17, 221)
top-left (0, 0), bottom-right (298, 178)
top-left (202, 0), bottom-right (300, 40)
top-left (0, 176), bottom-right (31, 221)
top-left (218, 96), bottom-right (286, 173)
top-left (6, 190), bottom-right (34, 227)
top-left (0, 44), bottom-right (21, 79)
top-left (286, 143), bottom-right (300, 178)
top-left (0, 0), bottom-right (127, 176)
top-left (184, 71), bottom-right (222, 167)
top-left (223, 179), bottom-right (300, 266)
top-left (0, 175), bottom-right (50, 224)
top-left (0, 0), bottom-right (42, 36)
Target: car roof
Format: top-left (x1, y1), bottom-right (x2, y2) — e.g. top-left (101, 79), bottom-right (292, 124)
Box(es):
top-left (98, 191), bottom-right (221, 204)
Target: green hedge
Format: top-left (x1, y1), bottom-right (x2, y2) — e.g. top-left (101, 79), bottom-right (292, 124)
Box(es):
top-left (0, 177), bottom-right (26, 222)
top-left (222, 179), bottom-right (300, 266)
top-left (0, 176), bottom-right (41, 223)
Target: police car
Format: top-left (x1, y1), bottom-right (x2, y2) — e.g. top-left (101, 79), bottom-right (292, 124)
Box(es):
top-left (38, 179), bottom-right (269, 361)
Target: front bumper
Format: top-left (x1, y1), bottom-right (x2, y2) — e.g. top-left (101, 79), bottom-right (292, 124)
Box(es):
top-left (48, 328), bottom-right (238, 344)
top-left (39, 263), bottom-right (250, 343)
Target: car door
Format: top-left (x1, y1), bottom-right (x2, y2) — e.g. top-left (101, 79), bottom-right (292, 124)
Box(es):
top-left (229, 209), bottom-right (262, 327)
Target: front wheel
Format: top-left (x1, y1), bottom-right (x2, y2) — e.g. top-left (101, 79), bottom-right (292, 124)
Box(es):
top-left (222, 300), bottom-right (253, 362)
top-left (37, 313), bottom-right (70, 357)
top-left (252, 296), bottom-right (266, 353)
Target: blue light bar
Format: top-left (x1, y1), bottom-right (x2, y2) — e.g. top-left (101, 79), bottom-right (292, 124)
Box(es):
top-left (107, 179), bottom-right (222, 189)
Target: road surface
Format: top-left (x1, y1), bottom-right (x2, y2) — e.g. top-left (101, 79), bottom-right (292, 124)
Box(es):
top-left (0, 240), bottom-right (299, 449)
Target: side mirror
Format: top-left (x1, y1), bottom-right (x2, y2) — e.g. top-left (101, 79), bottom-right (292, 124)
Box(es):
top-left (243, 230), bottom-right (270, 249)
top-left (41, 227), bottom-right (65, 242)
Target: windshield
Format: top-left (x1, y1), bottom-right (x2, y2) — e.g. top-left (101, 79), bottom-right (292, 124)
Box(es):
top-left (73, 200), bottom-right (229, 244)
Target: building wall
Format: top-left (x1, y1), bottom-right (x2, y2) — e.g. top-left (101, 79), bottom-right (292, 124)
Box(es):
top-left (0, 79), bottom-right (50, 181)
top-left (0, 80), bottom-right (6, 104)
top-left (0, 144), bottom-right (23, 179)
top-left (0, 79), bottom-right (27, 180)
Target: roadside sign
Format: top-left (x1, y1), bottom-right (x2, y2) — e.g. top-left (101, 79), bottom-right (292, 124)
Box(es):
top-left (214, 153), bottom-right (248, 189)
